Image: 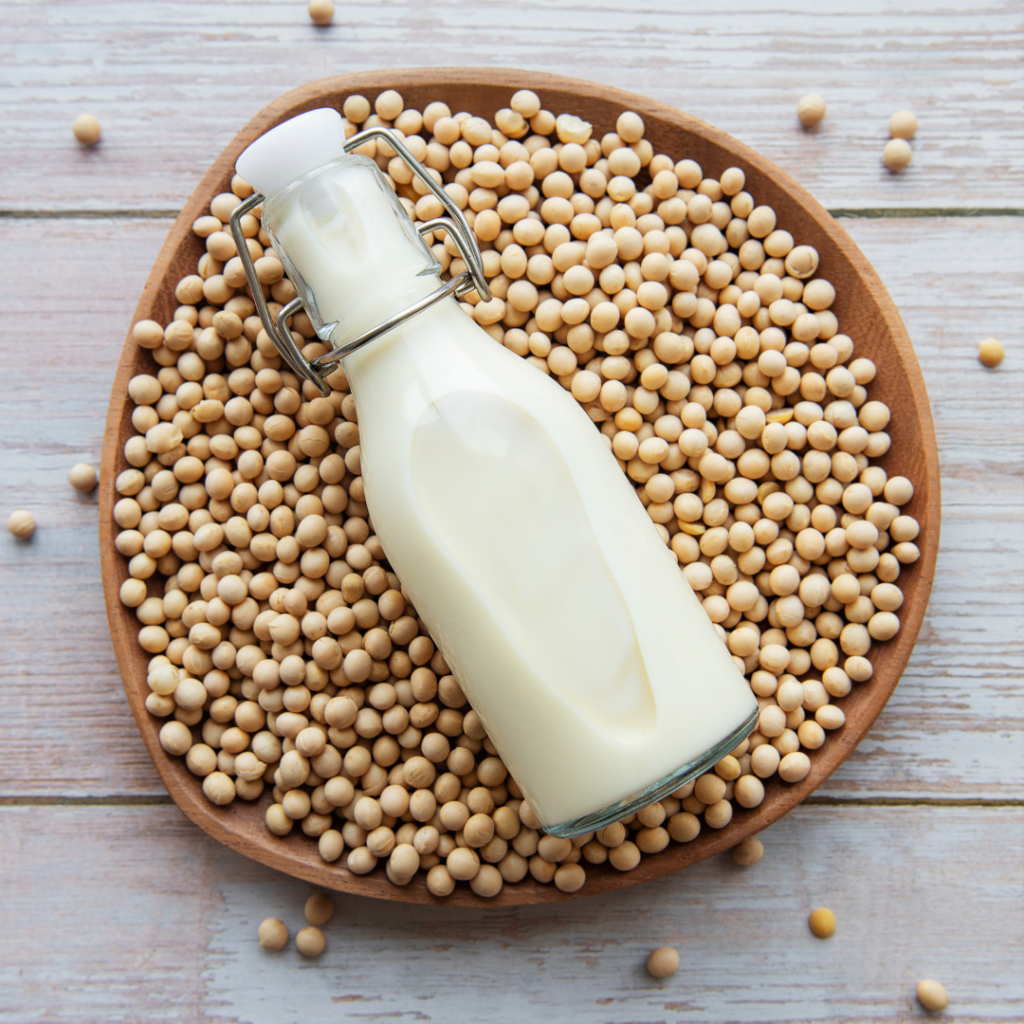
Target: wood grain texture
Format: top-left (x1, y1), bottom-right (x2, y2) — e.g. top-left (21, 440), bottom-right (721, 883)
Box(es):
top-left (0, 214), bottom-right (1019, 803)
top-left (0, 3), bottom-right (1020, 1016)
top-left (0, 803), bottom-right (1021, 1022)
top-left (95, 70), bottom-right (940, 905)
top-left (819, 215), bottom-right (1024, 799)
top-left (1, 1), bottom-right (1022, 212)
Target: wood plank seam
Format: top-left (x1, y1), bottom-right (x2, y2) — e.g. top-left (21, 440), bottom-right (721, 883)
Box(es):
top-left (2, 796), bottom-right (1021, 807)
top-left (830, 208), bottom-right (1024, 218)
top-left (803, 797), bottom-right (1024, 807)
top-left (0, 796), bottom-right (175, 806)
top-left (0, 209), bottom-right (185, 219)
top-left (3, 207), bottom-right (1023, 219)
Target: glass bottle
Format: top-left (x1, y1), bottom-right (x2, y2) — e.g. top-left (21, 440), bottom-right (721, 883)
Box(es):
top-left (236, 110), bottom-right (757, 836)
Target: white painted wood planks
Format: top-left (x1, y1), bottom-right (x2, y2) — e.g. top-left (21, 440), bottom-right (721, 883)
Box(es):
top-left (1, 2), bottom-right (1021, 212)
top-left (1, 215), bottom-right (1019, 799)
top-left (0, 804), bottom-right (1020, 1021)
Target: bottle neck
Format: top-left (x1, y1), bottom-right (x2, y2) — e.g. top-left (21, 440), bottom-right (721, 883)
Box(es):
top-left (262, 156), bottom-right (441, 352)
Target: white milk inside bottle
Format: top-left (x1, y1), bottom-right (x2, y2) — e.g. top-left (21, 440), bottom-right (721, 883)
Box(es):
top-left (237, 109), bottom-right (758, 836)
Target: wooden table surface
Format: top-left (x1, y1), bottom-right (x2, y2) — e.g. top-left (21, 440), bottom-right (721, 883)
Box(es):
top-left (1, 2), bottom-right (1022, 1021)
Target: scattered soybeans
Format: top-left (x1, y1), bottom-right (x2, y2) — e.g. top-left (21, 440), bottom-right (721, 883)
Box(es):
top-left (8, 510), bottom-right (35, 539)
top-left (646, 946), bottom-right (680, 978)
top-left (69, 463), bottom-right (98, 493)
top-left (890, 111), bottom-right (918, 140)
top-left (916, 978), bottom-right (950, 1012)
top-left (73, 113), bottom-right (101, 146)
top-left (798, 95), bottom-right (827, 127)
top-left (808, 906), bottom-right (836, 938)
top-left (884, 138), bottom-right (912, 172)
top-left (258, 917), bottom-right (289, 951)
top-left (307, 0), bottom-right (334, 24)
top-left (115, 86), bottom-right (921, 898)
top-left (978, 338), bottom-right (1004, 368)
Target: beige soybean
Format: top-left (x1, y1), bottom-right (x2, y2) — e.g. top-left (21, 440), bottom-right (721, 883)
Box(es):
top-left (257, 917), bottom-right (288, 951)
top-left (470, 863), bottom-right (504, 897)
top-left (304, 892), bottom-right (335, 925)
top-left (646, 946), bottom-right (680, 978)
top-left (808, 906), bottom-right (836, 938)
top-left (554, 863), bottom-right (586, 893)
top-left (890, 111), bottom-right (919, 139)
top-left (69, 463), bottom-right (98, 493)
top-left (608, 840), bottom-right (641, 871)
top-left (978, 338), bottom-right (1004, 368)
top-left (730, 837), bottom-right (764, 866)
top-left (797, 95), bottom-right (827, 127)
top-left (884, 138), bottom-right (913, 172)
top-left (295, 926), bottom-right (327, 957)
top-left (916, 979), bottom-right (949, 1012)
top-left (73, 113), bottom-right (102, 145)
top-left (8, 510), bottom-right (35, 539)
top-left (308, 0), bottom-right (334, 24)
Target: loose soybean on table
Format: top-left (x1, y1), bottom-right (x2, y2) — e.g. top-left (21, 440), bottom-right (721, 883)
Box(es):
top-left (0, 3), bottom-right (1021, 1021)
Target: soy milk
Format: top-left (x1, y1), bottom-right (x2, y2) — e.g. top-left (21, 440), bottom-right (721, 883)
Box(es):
top-left (237, 111), bottom-right (758, 835)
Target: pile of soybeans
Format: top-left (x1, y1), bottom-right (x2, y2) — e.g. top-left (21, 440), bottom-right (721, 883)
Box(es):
top-left (113, 88), bottom-right (922, 899)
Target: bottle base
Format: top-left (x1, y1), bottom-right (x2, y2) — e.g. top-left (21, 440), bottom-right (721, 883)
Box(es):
top-left (543, 706), bottom-right (761, 839)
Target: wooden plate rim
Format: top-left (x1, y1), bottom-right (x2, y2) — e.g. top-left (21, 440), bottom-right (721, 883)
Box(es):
top-left (99, 68), bottom-right (940, 907)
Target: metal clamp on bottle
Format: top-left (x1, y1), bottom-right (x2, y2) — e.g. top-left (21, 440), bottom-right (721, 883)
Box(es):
top-left (229, 125), bottom-right (492, 396)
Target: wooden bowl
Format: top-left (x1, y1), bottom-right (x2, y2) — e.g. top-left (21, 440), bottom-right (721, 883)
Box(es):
top-left (100, 69), bottom-right (939, 906)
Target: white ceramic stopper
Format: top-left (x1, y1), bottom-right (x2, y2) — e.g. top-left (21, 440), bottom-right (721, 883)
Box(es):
top-left (236, 108), bottom-right (348, 199)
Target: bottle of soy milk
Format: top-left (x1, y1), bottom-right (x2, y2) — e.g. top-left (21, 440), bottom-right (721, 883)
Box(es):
top-left (236, 109), bottom-right (758, 836)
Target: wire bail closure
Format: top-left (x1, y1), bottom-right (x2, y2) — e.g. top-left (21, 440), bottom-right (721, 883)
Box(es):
top-left (228, 125), bottom-right (492, 396)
